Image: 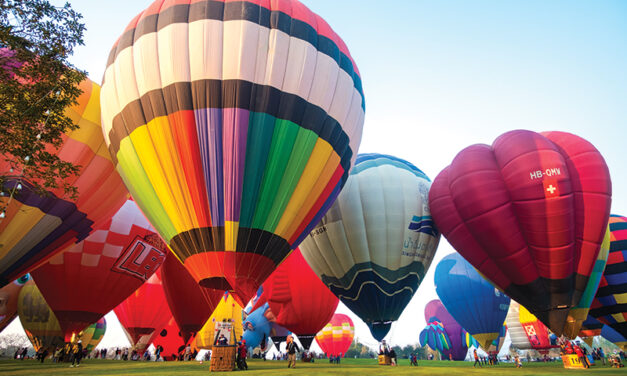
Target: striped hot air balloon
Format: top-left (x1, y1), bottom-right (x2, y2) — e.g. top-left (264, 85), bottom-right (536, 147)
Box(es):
top-left (301, 154), bottom-right (440, 341)
top-left (99, 0), bottom-right (365, 304)
top-left (589, 214), bottom-right (627, 339)
top-left (315, 313), bottom-right (354, 358)
top-left (1, 79), bottom-right (128, 286)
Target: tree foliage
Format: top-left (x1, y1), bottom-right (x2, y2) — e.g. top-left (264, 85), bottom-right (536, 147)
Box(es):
top-left (0, 0), bottom-right (86, 205)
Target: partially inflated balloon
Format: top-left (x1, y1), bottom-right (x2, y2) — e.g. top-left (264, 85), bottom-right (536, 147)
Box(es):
top-left (100, 0), bottom-right (366, 304)
top-left (161, 253), bottom-right (222, 344)
top-left (315, 313), bottom-right (354, 357)
top-left (242, 303), bottom-right (272, 349)
top-left (32, 199), bottom-right (167, 341)
top-left (0, 79), bottom-right (128, 286)
top-left (424, 300), bottom-right (467, 360)
top-left (196, 292), bottom-right (243, 350)
top-left (419, 321), bottom-right (451, 355)
top-left (434, 253), bottom-right (510, 350)
top-left (589, 214), bottom-right (627, 339)
top-left (114, 270), bottom-right (170, 351)
top-left (301, 154), bottom-right (440, 340)
top-left (0, 274), bottom-right (30, 332)
top-left (506, 301), bottom-right (558, 352)
top-left (254, 249), bottom-right (338, 349)
top-left (152, 316), bottom-right (189, 361)
top-left (78, 317), bottom-right (106, 352)
top-left (429, 130), bottom-right (612, 336)
top-left (18, 282), bottom-right (64, 351)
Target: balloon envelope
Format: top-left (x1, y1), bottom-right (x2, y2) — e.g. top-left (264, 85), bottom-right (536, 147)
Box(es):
top-left (242, 303), bottom-right (272, 350)
top-left (100, 0), bottom-right (366, 304)
top-left (589, 214), bottom-right (627, 339)
top-left (32, 199), bottom-right (167, 341)
top-left (434, 253), bottom-right (510, 350)
top-left (0, 79), bottom-right (128, 286)
top-left (429, 130), bottom-right (612, 336)
top-left (114, 269), bottom-right (170, 350)
top-left (161, 253), bottom-right (222, 344)
top-left (256, 248), bottom-right (338, 347)
top-left (600, 324), bottom-right (627, 350)
top-left (301, 154), bottom-right (440, 340)
top-left (0, 274), bottom-right (30, 332)
top-left (424, 299), bottom-right (468, 360)
top-left (315, 313), bottom-right (354, 357)
top-left (195, 292), bottom-right (243, 350)
top-left (506, 301), bottom-right (559, 352)
top-left (18, 281), bottom-right (64, 351)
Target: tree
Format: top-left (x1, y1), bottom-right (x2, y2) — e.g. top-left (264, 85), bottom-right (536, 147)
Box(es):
top-left (0, 0), bottom-right (86, 210)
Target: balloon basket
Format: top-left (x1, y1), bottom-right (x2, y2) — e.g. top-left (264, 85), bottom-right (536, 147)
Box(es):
top-left (378, 355), bottom-right (391, 365)
top-left (210, 346), bottom-right (236, 372)
top-left (561, 354), bottom-right (588, 369)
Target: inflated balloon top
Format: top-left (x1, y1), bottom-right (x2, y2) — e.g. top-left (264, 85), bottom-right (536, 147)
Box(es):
top-left (434, 253), bottom-right (510, 350)
top-left (100, 0), bottom-right (365, 304)
top-left (0, 79), bottom-right (128, 286)
top-left (315, 313), bottom-right (354, 358)
top-left (301, 153), bottom-right (440, 341)
top-left (32, 199), bottom-right (167, 341)
top-left (589, 214), bottom-right (627, 339)
top-left (429, 130), bottom-right (612, 336)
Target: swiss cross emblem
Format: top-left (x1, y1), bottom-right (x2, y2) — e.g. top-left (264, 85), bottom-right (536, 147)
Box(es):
top-left (112, 235), bottom-right (166, 281)
top-left (542, 179), bottom-right (560, 198)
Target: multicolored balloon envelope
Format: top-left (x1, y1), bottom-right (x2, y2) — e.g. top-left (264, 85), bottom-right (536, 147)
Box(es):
top-left (600, 323), bottom-right (627, 350)
top-left (196, 292), bottom-right (243, 350)
top-left (114, 269), bottom-right (170, 351)
top-left (253, 248), bottom-right (338, 349)
top-left (99, 0), bottom-right (366, 304)
top-left (0, 274), bottom-right (30, 332)
top-left (0, 79), bottom-right (128, 286)
top-left (315, 313), bottom-right (354, 357)
top-left (506, 301), bottom-right (559, 353)
top-left (429, 130), bottom-right (612, 336)
top-left (419, 321), bottom-right (451, 355)
top-left (161, 253), bottom-right (222, 344)
top-left (301, 154), bottom-right (440, 341)
top-left (434, 252), bottom-right (510, 350)
top-left (589, 214), bottom-right (627, 339)
top-left (32, 199), bottom-right (167, 341)
top-left (78, 317), bottom-right (107, 352)
top-left (424, 300), bottom-right (468, 360)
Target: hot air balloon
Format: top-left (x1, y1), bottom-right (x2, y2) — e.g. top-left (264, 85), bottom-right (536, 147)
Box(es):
top-left (424, 300), bottom-right (468, 360)
top-left (506, 301), bottom-right (559, 353)
top-left (0, 78), bottom-right (128, 286)
top-left (152, 315), bottom-right (190, 361)
top-left (196, 292), bottom-right (243, 350)
top-left (17, 281), bottom-right (64, 351)
top-left (579, 315), bottom-right (604, 346)
top-left (242, 303), bottom-right (272, 349)
top-left (420, 321), bottom-right (451, 356)
top-left (99, 0), bottom-right (366, 304)
top-left (161, 253), bottom-right (222, 344)
top-left (434, 252), bottom-right (510, 350)
top-left (429, 130), bottom-right (612, 336)
top-left (589, 214), bottom-right (626, 339)
top-left (315, 313), bottom-right (354, 358)
top-left (0, 274), bottom-right (30, 332)
top-left (114, 270), bottom-right (170, 353)
top-left (253, 248), bottom-right (338, 350)
top-left (32, 199), bottom-right (167, 341)
top-left (301, 154), bottom-right (440, 340)
top-left (78, 317), bottom-right (107, 352)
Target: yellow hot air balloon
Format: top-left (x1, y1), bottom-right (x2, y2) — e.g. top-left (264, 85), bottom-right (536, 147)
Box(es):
top-left (196, 293), bottom-right (243, 350)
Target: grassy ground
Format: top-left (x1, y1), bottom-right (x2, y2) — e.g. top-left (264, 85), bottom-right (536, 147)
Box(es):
top-left (0, 358), bottom-right (624, 375)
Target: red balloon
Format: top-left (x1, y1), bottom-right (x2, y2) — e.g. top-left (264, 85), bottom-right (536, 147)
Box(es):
top-left (161, 254), bottom-right (222, 344)
top-left (114, 268), bottom-right (170, 348)
top-left (256, 249), bottom-right (338, 349)
top-left (429, 130), bottom-right (612, 335)
top-left (315, 313), bottom-right (354, 357)
top-left (32, 200), bottom-right (167, 341)
top-left (151, 315), bottom-right (189, 361)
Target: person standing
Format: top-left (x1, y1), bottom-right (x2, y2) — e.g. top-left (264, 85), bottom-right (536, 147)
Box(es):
top-left (473, 349), bottom-right (482, 368)
top-left (70, 341), bottom-right (83, 368)
top-left (286, 336), bottom-right (300, 368)
top-left (237, 340), bottom-right (248, 370)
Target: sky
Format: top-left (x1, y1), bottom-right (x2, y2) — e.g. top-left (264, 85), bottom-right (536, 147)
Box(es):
top-left (4, 0), bottom-right (627, 354)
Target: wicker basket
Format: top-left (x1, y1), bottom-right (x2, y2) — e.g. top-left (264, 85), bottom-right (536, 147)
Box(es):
top-left (210, 346), bottom-right (236, 372)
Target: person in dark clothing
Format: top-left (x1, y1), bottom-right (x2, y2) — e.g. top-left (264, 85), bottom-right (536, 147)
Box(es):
top-left (70, 341), bottom-right (83, 367)
top-left (237, 340), bottom-right (248, 370)
top-left (286, 336), bottom-right (300, 368)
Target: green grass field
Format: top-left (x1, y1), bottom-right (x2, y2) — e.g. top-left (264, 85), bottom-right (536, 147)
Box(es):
top-left (0, 358), bottom-right (624, 375)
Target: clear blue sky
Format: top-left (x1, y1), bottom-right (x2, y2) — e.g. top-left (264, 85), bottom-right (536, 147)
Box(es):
top-left (7, 0), bottom-right (625, 352)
